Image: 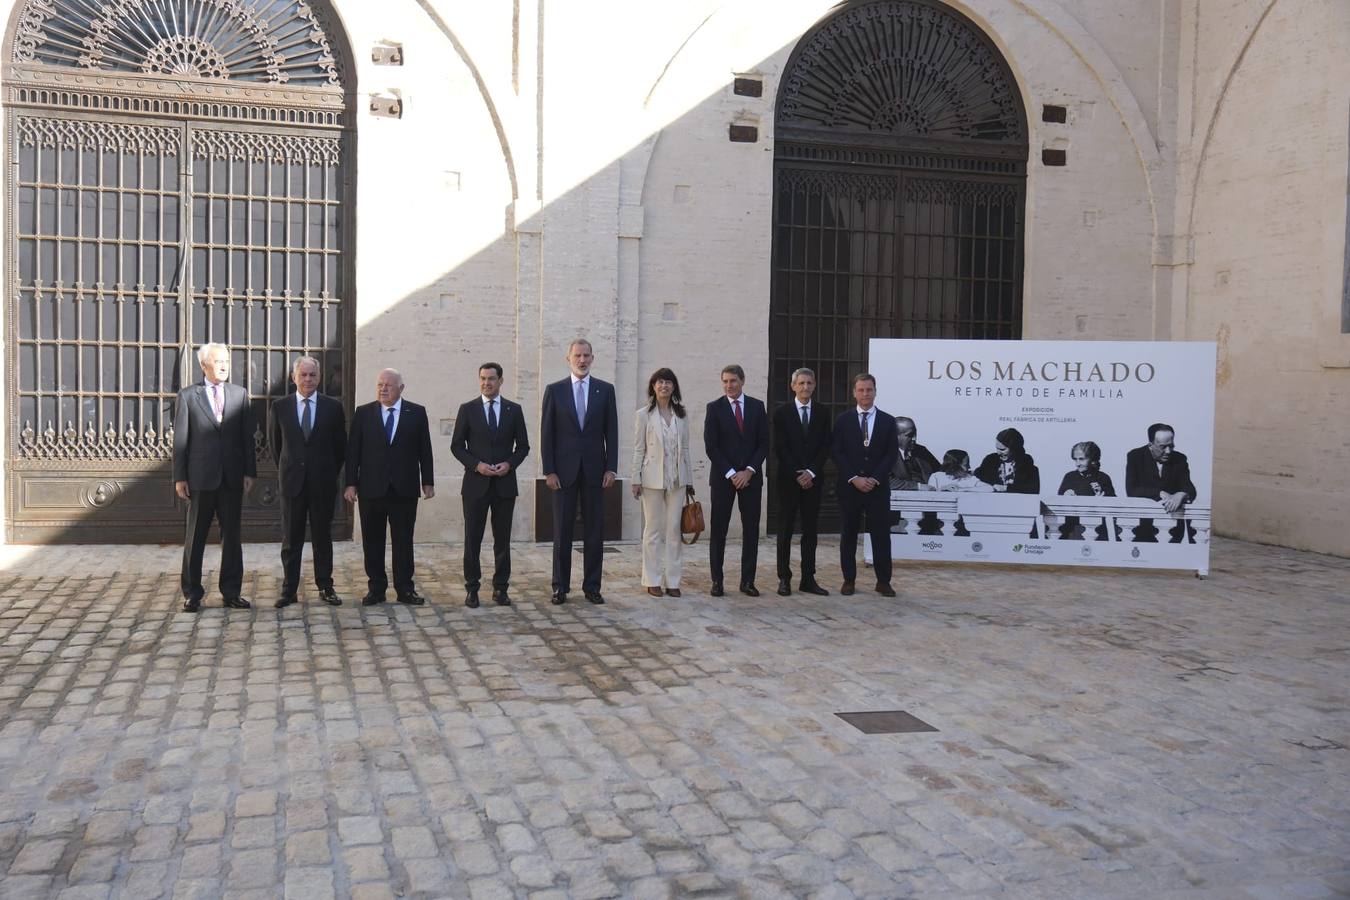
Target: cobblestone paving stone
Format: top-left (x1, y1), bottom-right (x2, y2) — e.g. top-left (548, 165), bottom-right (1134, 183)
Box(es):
top-left (0, 537), bottom-right (1346, 898)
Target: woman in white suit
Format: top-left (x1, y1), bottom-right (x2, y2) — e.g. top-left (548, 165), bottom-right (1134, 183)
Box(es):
top-left (630, 368), bottom-right (694, 596)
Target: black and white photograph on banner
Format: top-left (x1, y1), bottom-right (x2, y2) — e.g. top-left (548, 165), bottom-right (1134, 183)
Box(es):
top-left (867, 339), bottom-right (1218, 575)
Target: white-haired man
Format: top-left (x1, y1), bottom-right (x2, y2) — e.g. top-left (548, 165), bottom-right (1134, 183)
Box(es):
top-left (173, 342), bottom-right (257, 613)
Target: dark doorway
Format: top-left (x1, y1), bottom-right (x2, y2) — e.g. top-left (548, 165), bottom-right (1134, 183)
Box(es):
top-left (4, 0), bottom-right (357, 542)
top-left (769, 0), bottom-right (1029, 531)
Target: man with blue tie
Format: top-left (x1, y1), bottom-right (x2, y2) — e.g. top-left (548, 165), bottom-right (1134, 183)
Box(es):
top-left (832, 373), bottom-right (899, 598)
top-left (541, 339), bottom-right (619, 605)
top-left (344, 368), bottom-right (435, 606)
top-left (450, 362), bottom-right (530, 608)
top-left (704, 364), bottom-right (769, 596)
top-left (270, 356), bottom-right (346, 608)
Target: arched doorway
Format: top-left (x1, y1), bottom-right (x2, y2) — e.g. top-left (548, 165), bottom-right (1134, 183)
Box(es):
top-left (4, 0), bottom-right (356, 542)
top-left (769, 0), bottom-right (1028, 529)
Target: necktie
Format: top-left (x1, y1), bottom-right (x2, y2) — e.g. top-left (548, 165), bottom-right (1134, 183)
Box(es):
top-left (487, 399), bottom-right (498, 432)
top-left (301, 397), bottom-right (312, 440)
top-left (384, 407), bottom-right (395, 444)
top-left (734, 399), bottom-right (744, 433)
top-left (800, 405), bottom-right (809, 434)
top-left (575, 380), bottom-right (587, 426)
top-left (860, 410), bottom-right (870, 445)
top-left (210, 384), bottom-right (223, 423)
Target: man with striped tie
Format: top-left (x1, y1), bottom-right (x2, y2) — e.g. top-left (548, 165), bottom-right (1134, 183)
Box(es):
top-left (173, 342), bottom-right (257, 613)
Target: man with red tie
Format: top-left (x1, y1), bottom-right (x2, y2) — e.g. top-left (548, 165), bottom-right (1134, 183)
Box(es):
top-left (703, 364), bottom-right (769, 596)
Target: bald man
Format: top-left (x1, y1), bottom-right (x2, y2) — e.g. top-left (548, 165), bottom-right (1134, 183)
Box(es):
top-left (344, 368), bottom-right (435, 606)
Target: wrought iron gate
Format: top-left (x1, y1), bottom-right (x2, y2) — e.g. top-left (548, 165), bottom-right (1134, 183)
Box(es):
top-left (4, 0), bottom-right (355, 542)
top-left (769, 0), bottom-right (1029, 531)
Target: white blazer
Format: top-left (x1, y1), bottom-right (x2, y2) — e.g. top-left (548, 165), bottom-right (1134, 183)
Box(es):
top-left (630, 405), bottom-right (693, 490)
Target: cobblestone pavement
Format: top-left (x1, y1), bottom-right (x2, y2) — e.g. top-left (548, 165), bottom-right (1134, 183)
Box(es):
top-left (0, 536), bottom-right (1347, 899)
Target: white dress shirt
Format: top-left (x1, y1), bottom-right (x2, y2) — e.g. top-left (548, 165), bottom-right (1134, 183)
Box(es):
top-left (724, 394), bottom-right (754, 480)
top-left (380, 399), bottom-right (403, 439)
top-left (295, 391), bottom-right (318, 422)
top-left (795, 399), bottom-right (816, 479)
top-left (856, 405), bottom-right (876, 444)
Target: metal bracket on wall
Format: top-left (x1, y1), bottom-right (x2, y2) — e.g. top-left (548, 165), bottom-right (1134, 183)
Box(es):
top-left (372, 42), bottom-right (403, 66)
top-left (369, 92), bottom-right (402, 119)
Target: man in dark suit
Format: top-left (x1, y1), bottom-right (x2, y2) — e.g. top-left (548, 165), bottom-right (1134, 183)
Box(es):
top-left (173, 342), bottom-right (257, 613)
top-left (269, 355), bottom-right (346, 609)
top-left (704, 364), bottom-right (769, 597)
top-left (772, 367), bottom-right (830, 597)
top-left (343, 368), bottom-right (435, 606)
top-left (541, 339), bottom-right (618, 605)
top-left (832, 373), bottom-right (899, 597)
top-left (450, 362), bottom-right (530, 609)
top-left (890, 417), bottom-right (940, 490)
top-left (1125, 422), bottom-right (1197, 542)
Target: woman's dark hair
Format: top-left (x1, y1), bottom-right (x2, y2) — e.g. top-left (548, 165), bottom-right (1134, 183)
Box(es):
top-left (941, 449), bottom-right (972, 477)
top-left (647, 368), bottom-right (686, 418)
top-left (1070, 440), bottom-right (1101, 472)
top-left (996, 427), bottom-right (1029, 460)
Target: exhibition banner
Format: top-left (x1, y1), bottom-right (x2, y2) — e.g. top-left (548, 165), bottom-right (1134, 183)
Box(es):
top-left (867, 339), bottom-right (1217, 575)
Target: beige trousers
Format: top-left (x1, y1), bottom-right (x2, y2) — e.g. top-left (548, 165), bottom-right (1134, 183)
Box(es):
top-left (640, 486), bottom-right (686, 588)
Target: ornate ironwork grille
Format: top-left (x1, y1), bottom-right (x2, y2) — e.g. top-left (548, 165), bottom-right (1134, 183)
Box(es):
top-left (769, 0), bottom-right (1028, 530)
top-left (5, 0), bottom-right (353, 542)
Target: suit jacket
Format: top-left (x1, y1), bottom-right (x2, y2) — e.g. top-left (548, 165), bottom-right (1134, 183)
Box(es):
top-left (269, 393), bottom-right (346, 498)
top-left (630, 406), bottom-right (694, 490)
top-left (831, 407), bottom-right (899, 491)
top-left (890, 442), bottom-right (941, 490)
top-left (345, 400), bottom-right (435, 499)
top-left (975, 452), bottom-right (1041, 494)
top-left (172, 380), bottom-right (257, 490)
top-left (540, 376), bottom-right (619, 487)
top-left (1125, 446), bottom-right (1197, 502)
top-left (772, 401), bottom-right (830, 486)
top-left (704, 395), bottom-right (769, 486)
top-left (450, 395), bottom-right (531, 498)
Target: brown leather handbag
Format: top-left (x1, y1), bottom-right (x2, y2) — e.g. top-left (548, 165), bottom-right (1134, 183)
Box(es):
top-left (680, 487), bottom-right (704, 544)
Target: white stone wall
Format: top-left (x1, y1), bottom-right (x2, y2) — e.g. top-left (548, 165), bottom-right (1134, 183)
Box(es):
top-left (1179, 0), bottom-right (1350, 555)
top-left (0, 0), bottom-right (1346, 557)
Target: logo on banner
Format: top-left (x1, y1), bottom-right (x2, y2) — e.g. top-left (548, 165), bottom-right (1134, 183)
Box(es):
top-left (1015, 543), bottom-right (1053, 556)
top-left (1080, 545), bottom-right (1092, 558)
top-left (1131, 547), bottom-right (1141, 559)
top-left (971, 542), bottom-right (983, 553)
top-left (921, 541), bottom-right (943, 552)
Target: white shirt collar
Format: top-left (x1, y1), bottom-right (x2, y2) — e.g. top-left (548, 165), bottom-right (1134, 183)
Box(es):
top-left (570, 374), bottom-right (588, 386)
top-left (482, 394), bottom-right (500, 406)
top-left (727, 394), bottom-right (744, 405)
top-left (795, 399), bottom-right (811, 411)
top-left (296, 391), bottom-right (317, 410)
top-left (856, 405), bottom-right (875, 416)
top-left (380, 399), bottom-right (402, 414)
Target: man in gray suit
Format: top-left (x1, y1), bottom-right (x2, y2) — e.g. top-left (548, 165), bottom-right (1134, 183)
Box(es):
top-left (174, 342), bottom-right (257, 613)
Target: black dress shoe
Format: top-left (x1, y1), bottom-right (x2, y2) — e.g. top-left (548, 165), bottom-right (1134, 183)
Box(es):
top-left (222, 596), bottom-right (251, 609)
top-left (465, 591), bottom-right (480, 609)
top-left (710, 581), bottom-right (724, 597)
top-left (361, 592), bottom-right (386, 606)
top-left (397, 591), bottom-right (427, 606)
top-left (551, 591), bottom-right (567, 605)
top-left (876, 583), bottom-right (897, 598)
top-left (585, 592), bottom-right (605, 605)
top-left (740, 583), bottom-right (760, 597)
top-left (318, 588), bottom-right (342, 606)
top-left (799, 580), bottom-right (830, 596)
top-left (492, 589), bottom-right (511, 606)
top-left (840, 581), bottom-right (856, 596)
top-left (777, 578), bottom-right (792, 597)
top-left (275, 595), bottom-right (298, 609)
top-left (182, 597), bottom-right (202, 613)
